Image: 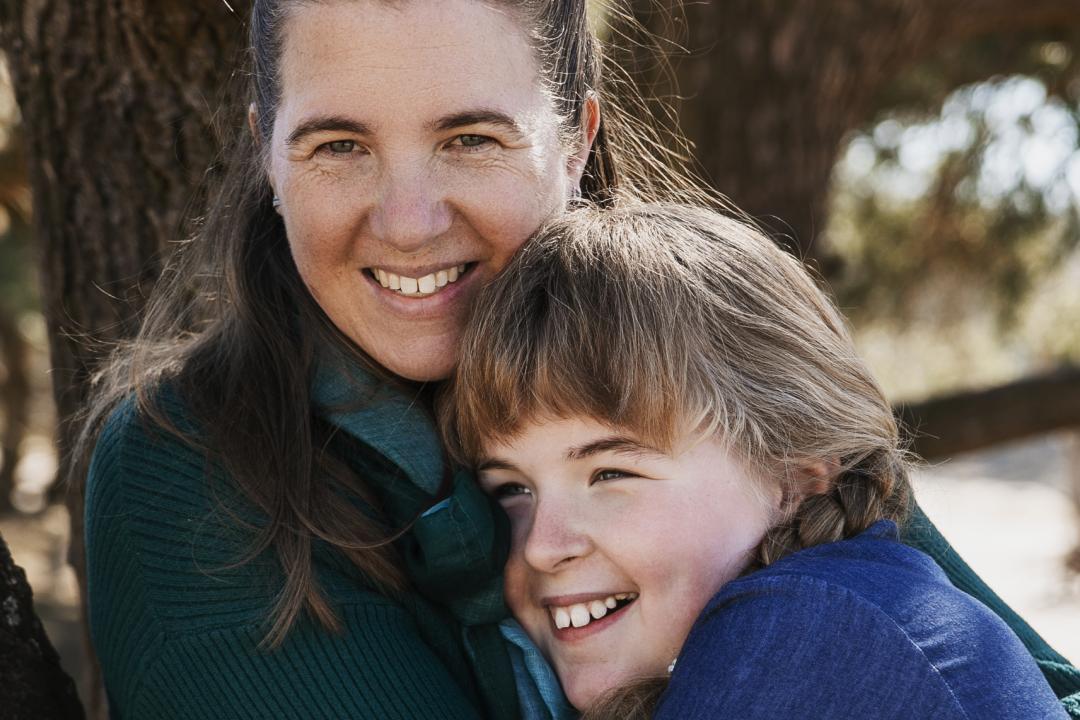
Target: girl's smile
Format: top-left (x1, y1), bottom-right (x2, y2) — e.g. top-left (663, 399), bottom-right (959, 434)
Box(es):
top-left (477, 416), bottom-right (781, 709)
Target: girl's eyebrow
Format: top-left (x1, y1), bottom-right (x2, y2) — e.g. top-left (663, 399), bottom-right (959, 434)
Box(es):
top-left (476, 457), bottom-right (519, 473)
top-left (565, 436), bottom-right (664, 461)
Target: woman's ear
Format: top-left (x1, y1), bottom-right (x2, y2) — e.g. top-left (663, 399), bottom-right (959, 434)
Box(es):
top-left (248, 102), bottom-right (260, 142)
top-left (568, 93), bottom-right (601, 184)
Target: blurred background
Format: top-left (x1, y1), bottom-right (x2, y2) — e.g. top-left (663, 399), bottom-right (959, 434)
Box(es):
top-left (1, 0), bottom-right (1079, 711)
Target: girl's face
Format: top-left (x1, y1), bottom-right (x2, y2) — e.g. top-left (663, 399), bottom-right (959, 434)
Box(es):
top-left (478, 416), bottom-right (780, 709)
top-left (267, 0), bottom-right (594, 381)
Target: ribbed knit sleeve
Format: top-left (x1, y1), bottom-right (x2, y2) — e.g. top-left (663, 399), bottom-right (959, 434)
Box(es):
top-left (85, 399), bottom-right (485, 720)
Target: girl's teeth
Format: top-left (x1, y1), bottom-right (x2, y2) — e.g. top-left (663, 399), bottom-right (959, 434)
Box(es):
top-left (418, 274), bottom-right (436, 294)
top-left (388, 272), bottom-right (401, 290)
top-left (436, 270), bottom-right (448, 287)
top-left (400, 276), bottom-right (419, 294)
top-left (569, 605), bottom-right (591, 628)
top-left (551, 594), bottom-right (636, 630)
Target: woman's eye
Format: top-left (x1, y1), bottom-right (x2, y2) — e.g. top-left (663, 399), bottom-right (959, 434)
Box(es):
top-left (320, 139), bottom-right (358, 155)
top-left (452, 134), bottom-right (493, 150)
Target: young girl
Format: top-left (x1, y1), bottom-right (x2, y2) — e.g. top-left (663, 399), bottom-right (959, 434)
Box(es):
top-left (439, 202), bottom-right (1067, 719)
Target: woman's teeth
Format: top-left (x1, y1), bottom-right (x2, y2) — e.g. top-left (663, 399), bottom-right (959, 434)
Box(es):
top-left (373, 264), bottom-right (466, 297)
top-left (550, 593), bottom-right (638, 630)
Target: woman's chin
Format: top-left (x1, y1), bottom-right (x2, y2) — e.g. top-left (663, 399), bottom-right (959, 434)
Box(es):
top-left (377, 352), bottom-right (456, 383)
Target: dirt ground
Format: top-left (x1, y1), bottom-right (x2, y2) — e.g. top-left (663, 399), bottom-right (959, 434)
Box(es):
top-left (1, 431), bottom-right (1078, 707)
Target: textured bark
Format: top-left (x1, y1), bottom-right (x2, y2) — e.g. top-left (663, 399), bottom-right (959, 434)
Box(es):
top-left (628, 0), bottom-right (1080, 260)
top-left (0, 302), bottom-right (29, 514)
top-left (0, 530), bottom-right (85, 720)
top-left (0, 0), bottom-right (243, 714)
top-left (897, 367), bottom-right (1080, 461)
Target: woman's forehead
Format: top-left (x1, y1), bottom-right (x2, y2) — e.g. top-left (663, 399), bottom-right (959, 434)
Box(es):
top-left (274, 0), bottom-right (551, 132)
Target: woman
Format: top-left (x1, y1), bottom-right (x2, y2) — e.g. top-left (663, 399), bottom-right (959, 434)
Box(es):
top-left (78, 0), bottom-right (1078, 718)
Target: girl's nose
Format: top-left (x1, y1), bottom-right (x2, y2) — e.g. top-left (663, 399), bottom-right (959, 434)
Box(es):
top-left (521, 499), bottom-right (593, 574)
top-left (368, 164), bottom-right (453, 253)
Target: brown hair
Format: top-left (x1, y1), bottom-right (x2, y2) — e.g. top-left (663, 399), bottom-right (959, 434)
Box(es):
top-left (441, 201), bottom-right (912, 716)
top-left (73, 0), bottom-right (709, 648)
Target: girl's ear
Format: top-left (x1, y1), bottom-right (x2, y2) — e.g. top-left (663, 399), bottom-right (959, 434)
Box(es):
top-left (799, 459), bottom-right (837, 497)
top-left (779, 459), bottom-right (839, 517)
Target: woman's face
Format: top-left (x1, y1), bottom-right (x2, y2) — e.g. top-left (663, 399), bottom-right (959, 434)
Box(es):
top-left (267, 0), bottom-right (594, 380)
top-left (477, 416), bottom-right (780, 710)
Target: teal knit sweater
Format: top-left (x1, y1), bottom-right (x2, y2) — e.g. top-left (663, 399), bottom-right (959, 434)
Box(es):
top-left (85, 391), bottom-right (516, 720)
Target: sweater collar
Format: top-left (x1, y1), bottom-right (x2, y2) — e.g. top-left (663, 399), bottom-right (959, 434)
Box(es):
top-left (311, 347), bottom-right (444, 495)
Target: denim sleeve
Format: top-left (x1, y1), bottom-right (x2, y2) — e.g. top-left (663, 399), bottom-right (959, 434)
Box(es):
top-left (653, 575), bottom-right (968, 720)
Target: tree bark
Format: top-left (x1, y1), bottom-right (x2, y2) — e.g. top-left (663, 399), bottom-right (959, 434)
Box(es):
top-left (0, 301), bottom-right (29, 514)
top-left (628, 0), bottom-right (1080, 260)
top-left (0, 1), bottom-right (243, 714)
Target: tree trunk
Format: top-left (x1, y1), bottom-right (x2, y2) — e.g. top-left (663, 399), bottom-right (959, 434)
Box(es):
top-left (628, 0), bottom-right (1080, 261)
top-left (0, 302), bottom-right (29, 514)
top-left (0, 1), bottom-right (243, 714)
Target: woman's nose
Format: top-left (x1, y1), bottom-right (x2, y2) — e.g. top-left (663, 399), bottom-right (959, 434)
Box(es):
top-left (521, 499), bottom-right (592, 574)
top-left (368, 164), bottom-right (453, 253)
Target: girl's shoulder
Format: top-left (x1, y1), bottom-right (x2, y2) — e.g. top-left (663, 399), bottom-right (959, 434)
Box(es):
top-left (655, 522), bottom-right (1066, 720)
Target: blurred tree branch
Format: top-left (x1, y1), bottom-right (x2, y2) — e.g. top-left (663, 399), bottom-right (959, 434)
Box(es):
top-left (899, 366), bottom-right (1080, 461)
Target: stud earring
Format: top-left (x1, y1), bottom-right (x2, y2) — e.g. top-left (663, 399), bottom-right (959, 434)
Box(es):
top-left (272, 195), bottom-right (282, 209)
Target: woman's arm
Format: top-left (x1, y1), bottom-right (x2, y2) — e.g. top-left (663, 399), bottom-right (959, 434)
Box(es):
top-left (85, 399), bottom-right (486, 720)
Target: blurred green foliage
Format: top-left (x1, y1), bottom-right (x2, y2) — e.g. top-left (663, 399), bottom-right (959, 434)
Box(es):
top-left (827, 33), bottom-right (1080, 345)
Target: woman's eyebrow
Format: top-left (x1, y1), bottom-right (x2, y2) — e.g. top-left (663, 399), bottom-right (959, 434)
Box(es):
top-left (565, 436), bottom-right (664, 461)
top-left (431, 109), bottom-right (525, 136)
top-left (286, 115), bottom-right (371, 146)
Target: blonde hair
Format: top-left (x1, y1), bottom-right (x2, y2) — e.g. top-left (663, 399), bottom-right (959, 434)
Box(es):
top-left (441, 200), bottom-right (912, 716)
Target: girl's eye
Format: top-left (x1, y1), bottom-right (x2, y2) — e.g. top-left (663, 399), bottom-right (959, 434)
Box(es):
top-left (491, 483), bottom-right (532, 501)
top-left (321, 139), bottom-right (358, 155)
top-left (592, 469), bottom-right (633, 484)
